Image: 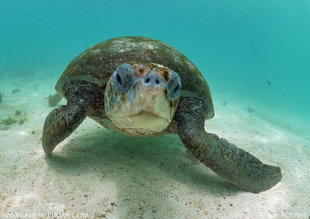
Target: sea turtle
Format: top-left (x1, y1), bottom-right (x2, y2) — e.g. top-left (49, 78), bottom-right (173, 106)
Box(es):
top-left (43, 36), bottom-right (282, 193)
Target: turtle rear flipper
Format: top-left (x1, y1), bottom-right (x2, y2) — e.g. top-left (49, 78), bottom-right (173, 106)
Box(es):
top-left (175, 97), bottom-right (282, 193)
top-left (42, 103), bottom-right (87, 154)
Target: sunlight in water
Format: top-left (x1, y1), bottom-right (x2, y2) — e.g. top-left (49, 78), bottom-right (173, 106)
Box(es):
top-left (18, 131), bottom-right (29, 136)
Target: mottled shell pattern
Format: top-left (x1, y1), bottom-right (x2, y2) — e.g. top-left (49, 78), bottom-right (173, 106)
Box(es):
top-left (55, 36), bottom-right (214, 119)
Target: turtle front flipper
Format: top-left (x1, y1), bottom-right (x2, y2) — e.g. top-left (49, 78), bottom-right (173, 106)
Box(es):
top-left (42, 103), bottom-right (87, 154)
top-left (174, 97), bottom-right (282, 193)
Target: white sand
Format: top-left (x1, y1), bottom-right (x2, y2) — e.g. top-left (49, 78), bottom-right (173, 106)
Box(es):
top-left (0, 72), bottom-right (309, 219)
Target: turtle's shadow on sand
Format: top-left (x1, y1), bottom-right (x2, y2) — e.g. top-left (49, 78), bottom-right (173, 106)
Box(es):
top-left (45, 128), bottom-right (242, 217)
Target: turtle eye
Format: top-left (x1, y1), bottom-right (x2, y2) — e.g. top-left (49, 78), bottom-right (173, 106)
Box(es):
top-left (167, 72), bottom-right (182, 100)
top-left (112, 63), bottom-right (134, 92)
top-left (115, 73), bottom-right (122, 86)
top-left (173, 82), bottom-right (180, 93)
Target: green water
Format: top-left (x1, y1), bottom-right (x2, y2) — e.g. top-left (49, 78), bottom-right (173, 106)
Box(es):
top-left (0, 0), bottom-right (309, 138)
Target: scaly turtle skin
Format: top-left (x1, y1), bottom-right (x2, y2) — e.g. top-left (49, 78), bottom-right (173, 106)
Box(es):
top-left (42, 36), bottom-right (282, 193)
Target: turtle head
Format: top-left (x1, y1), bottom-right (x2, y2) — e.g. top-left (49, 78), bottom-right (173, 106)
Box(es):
top-left (104, 63), bottom-right (181, 135)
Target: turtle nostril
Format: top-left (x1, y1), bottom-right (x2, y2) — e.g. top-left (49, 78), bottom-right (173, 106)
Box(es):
top-left (143, 74), bottom-right (162, 86)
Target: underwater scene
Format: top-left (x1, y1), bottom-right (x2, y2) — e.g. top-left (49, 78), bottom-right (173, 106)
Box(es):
top-left (0, 0), bottom-right (309, 218)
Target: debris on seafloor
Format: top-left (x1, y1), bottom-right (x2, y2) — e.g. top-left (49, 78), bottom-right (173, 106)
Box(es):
top-left (0, 110), bottom-right (28, 129)
top-left (267, 80), bottom-right (271, 85)
top-left (247, 107), bottom-right (255, 113)
top-left (15, 110), bottom-right (21, 116)
top-left (19, 118), bottom-right (26, 125)
top-left (12, 88), bottom-right (20, 94)
top-left (1, 117), bottom-right (16, 126)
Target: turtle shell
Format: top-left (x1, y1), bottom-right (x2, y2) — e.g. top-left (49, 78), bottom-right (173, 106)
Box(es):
top-left (56, 36), bottom-right (214, 119)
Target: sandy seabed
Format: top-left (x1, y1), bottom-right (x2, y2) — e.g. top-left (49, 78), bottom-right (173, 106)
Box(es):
top-left (0, 72), bottom-right (309, 219)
